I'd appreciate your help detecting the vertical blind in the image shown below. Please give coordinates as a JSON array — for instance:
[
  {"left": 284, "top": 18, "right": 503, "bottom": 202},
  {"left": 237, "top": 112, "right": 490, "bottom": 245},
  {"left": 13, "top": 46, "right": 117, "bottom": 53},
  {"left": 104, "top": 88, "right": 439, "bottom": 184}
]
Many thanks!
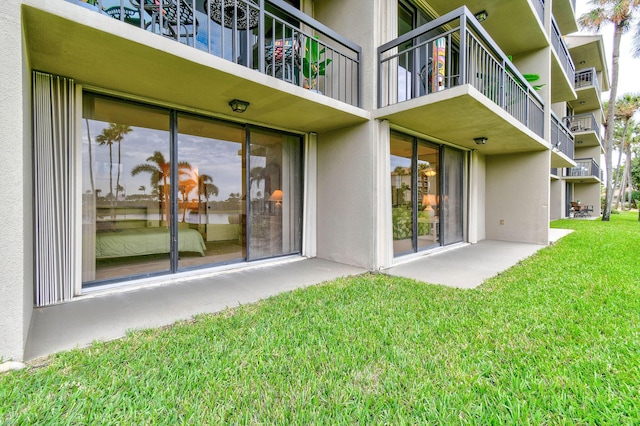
[{"left": 33, "top": 71, "right": 76, "bottom": 307}]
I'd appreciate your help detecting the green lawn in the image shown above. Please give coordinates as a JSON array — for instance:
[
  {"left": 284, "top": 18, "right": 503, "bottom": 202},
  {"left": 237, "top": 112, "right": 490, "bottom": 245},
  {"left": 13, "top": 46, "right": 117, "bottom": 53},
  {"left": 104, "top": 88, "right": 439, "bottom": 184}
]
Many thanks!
[{"left": 2, "top": 213, "right": 639, "bottom": 424}]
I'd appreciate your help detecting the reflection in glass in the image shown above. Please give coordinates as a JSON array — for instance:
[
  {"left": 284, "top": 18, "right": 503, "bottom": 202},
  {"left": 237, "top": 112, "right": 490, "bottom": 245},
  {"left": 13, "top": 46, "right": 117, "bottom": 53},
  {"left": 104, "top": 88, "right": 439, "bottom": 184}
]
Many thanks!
[
  {"left": 248, "top": 128, "right": 302, "bottom": 260},
  {"left": 417, "top": 141, "right": 440, "bottom": 250},
  {"left": 177, "top": 114, "right": 245, "bottom": 269},
  {"left": 442, "top": 146, "right": 464, "bottom": 244},
  {"left": 390, "top": 132, "right": 414, "bottom": 256},
  {"left": 82, "top": 94, "right": 172, "bottom": 284}
]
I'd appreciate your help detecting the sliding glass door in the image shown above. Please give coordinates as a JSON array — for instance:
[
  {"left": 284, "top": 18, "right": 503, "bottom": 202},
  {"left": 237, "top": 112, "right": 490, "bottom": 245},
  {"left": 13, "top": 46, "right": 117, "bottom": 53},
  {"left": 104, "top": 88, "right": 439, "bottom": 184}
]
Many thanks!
[
  {"left": 82, "top": 94, "right": 172, "bottom": 282},
  {"left": 81, "top": 93, "right": 302, "bottom": 286},
  {"left": 390, "top": 130, "right": 464, "bottom": 257}
]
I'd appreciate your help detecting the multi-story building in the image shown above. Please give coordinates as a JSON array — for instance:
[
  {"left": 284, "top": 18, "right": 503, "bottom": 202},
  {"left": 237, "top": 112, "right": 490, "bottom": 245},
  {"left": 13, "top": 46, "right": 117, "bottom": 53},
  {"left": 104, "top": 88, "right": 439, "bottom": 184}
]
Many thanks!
[
  {"left": 1, "top": 0, "right": 609, "bottom": 361},
  {"left": 551, "top": 34, "right": 608, "bottom": 218}
]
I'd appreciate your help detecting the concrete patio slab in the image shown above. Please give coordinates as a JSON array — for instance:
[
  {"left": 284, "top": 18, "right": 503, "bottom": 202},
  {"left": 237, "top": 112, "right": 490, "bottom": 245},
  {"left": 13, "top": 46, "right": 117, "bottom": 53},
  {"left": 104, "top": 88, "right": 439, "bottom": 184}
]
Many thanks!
[
  {"left": 384, "top": 240, "right": 547, "bottom": 289},
  {"left": 25, "top": 258, "right": 366, "bottom": 361}
]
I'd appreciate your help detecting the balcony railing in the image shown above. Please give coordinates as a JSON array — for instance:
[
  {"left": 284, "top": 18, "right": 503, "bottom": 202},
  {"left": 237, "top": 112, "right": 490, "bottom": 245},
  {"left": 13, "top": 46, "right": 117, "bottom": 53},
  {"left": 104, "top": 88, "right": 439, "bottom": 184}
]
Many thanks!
[
  {"left": 377, "top": 6, "right": 544, "bottom": 138},
  {"left": 575, "top": 68, "right": 600, "bottom": 94},
  {"left": 566, "top": 158, "right": 600, "bottom": 178},
  {"left": 66, "top": 0, "right": 361, "bottom": 106},
  {"left": 551, "top": 112, "right": 574, "bottom": 159},
  {"left": 533, "top": 0, "right": 545, "bottom": 24},
  {"left": 551, "top": 16, "right": 576, "bottom": 84},
  {"left": 564, "top": 112, "right": 599, "bottom": 133}
]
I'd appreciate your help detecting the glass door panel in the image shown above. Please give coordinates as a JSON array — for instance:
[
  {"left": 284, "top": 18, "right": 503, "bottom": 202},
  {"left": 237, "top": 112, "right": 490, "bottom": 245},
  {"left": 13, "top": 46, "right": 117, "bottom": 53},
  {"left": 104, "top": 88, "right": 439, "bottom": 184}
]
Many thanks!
[
  {"left": 442, "top": 146, "right": 464, "bottom": 244},
  {"left": 177, "top": 114, "right": 246, "bottom": 269},
  {"left": 417, "top": 141, "right": 440, "bottom": 250},
  {"left": 390, "top": 132, "right": 414, "bottom": 256},
  {"left": 82, "top": 94, "right": 171, "bottom": 284},
  {"left": 247, "top": 128, "right": 302, "bottom": 260}
]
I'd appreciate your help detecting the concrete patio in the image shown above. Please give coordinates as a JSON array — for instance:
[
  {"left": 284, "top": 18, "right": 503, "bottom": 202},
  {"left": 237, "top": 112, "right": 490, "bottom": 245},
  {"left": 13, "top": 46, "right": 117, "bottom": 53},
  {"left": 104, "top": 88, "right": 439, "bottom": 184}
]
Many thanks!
[{"left": 24, "top": 229, "right": 573, "bottom": 361}]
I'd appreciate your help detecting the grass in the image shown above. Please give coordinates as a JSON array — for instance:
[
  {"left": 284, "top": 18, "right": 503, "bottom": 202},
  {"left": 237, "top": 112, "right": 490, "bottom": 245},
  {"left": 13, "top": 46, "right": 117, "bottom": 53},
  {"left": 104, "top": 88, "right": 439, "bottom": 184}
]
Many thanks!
[{"left": 2, "top": 212, "right": 639, "bottom": 424}]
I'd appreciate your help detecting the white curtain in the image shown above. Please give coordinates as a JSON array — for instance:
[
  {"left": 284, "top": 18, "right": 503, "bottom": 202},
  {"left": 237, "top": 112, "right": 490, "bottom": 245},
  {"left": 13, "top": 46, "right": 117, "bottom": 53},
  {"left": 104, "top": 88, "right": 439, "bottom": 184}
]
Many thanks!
[{"left": 33, "top": 71, "right": 76, "bottom": 306}]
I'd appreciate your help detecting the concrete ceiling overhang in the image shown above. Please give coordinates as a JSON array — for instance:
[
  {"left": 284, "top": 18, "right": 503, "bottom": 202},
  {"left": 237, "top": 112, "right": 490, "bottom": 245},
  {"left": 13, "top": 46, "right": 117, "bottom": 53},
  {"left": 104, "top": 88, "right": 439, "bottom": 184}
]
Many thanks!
[
  {"left": 373, "top": 85, "right": 549, "bottom": 155},
  {"left": 550, "top": 52, "right": 577, "bottom": 103},
  {"left": 569, "top": 86, "right": 602, "bottom": 113},
  {"left": 553, "top": 0, "right": 579, "bottom": 35},
  {"left": 22, "top": 4, "right": 369, "bottom": 134},
  {"left": 426, "top": 0, "right": 548, "bottom": 56},
  {"left": 564, "top": 175, "right": 601, "bottom": 183},
  {"left": 551, "top": 149, "right": 576, "bottom": 168},
  {"left": 573, "top": 130, "right": 602, "bottom": 148},
  {"left": 567, "top": 36, "right": 610, "bottom": 92}
]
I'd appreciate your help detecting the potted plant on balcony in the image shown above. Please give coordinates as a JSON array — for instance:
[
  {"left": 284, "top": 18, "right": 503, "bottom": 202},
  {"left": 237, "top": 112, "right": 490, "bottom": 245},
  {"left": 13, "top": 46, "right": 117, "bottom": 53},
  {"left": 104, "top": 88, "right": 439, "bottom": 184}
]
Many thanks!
[{"left": 302, "top": 36, "right": 332, "bottom": 93}]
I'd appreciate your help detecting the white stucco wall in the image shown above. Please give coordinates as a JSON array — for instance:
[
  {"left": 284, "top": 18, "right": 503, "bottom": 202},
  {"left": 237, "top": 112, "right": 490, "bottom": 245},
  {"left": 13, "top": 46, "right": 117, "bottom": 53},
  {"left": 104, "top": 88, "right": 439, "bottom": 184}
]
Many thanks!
[
  {"left": 485, "top": 150, "right": 550, "bottom": 245},
  {"left": 1, "top": 1, "right": 32, "bottom": 362}
]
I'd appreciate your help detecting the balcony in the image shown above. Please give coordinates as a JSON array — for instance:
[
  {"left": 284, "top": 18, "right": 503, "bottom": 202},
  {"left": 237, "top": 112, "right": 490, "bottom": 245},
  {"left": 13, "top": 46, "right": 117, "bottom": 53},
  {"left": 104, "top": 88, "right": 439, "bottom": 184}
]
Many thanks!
[
  {"left": 24, "top": 1, "right": 368, "bottom": 134},
  {"left": 64, "top": 0, "right": 360, "bottom": 106},
  {"left": 375, "top": 7, "right": 545, "bottom": 154},
  {"left": 551, "top": 112, "right": 575, "bottom": 167},
  {"left": 565, "top": 158, "right": 602, "bottom": 183},
  {"left": 550, "top": 16, "right": 576, "bottom": 102},
  {"left": 564, "top": 112, "right": 602, "bottom": 148},
  {"left": 569, "top": 68, "right": 602, "bottom": 113}
]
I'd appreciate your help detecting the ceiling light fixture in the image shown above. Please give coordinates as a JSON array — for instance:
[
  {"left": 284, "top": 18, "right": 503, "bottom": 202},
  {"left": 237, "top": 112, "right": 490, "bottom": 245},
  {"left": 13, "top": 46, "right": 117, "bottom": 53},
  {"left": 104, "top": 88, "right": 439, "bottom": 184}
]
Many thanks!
[
  {"left": 474, "top": 137, "right": 488, "bottom": 145},
  {"left": 229, "top": 99, "right": 250, "bottom": 113},
  {"left": 474, "top": 10, "right": 489, "bottom": 22}
]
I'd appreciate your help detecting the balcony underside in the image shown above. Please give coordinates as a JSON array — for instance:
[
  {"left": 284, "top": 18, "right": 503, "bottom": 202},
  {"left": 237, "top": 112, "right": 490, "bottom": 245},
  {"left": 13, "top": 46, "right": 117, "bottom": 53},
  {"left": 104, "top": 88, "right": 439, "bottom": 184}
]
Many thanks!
[
  {"left": 573, "top": 130, "right": 601, "bottom": 148},
  {"left": 22, "top": 4, "right": 368, "bottom": 134},
  {"left": 566, "top": 38, "right": 609, "bottom": 92},
  {"left": 425, "top": 0, "right": 548, "bottom": 55},
  {"left": 552, "top": 0, "right": 579, "bottom": 35},
  {"left": 551, "top": 53, "right": 576, "bottom": 104},
  {"left": 551, "top": 150, "right": 575, "bottom": 168},
  {"left": 564, "top": 175, "right": 601, "bottom": 184},
  {"left": 374, "top": 85, "right": 547, "bottom": 155},
  {"left": 569, "top": 87, "right": 601, "bottom": 113}
]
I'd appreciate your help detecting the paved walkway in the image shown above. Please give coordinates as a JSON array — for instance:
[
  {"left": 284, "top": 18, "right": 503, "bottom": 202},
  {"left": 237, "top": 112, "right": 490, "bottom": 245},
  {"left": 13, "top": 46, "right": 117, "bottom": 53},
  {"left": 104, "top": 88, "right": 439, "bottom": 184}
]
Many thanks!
[
  {"left": 25, "top": 229, "right": 574, "bottom": 360},
  {"left": 25, "top": 258, "right": 366, "bottom": 360},
  {"left": 385, "top": 229, "right": 573, "bottom": 289}
]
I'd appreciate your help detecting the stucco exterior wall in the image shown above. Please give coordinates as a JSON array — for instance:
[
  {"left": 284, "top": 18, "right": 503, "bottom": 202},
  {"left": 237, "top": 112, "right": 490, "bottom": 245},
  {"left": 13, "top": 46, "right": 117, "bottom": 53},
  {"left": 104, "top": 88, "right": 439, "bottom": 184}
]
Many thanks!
[
  {"left": 312, "top": 0, "right": 378, "bottom": 111},
  {"left": 316, "top": 123, "right": 375, "bottom": 269},
  {"left": 485, "top": 150, "right": 550, "bottom": 245},
  {"left": 1, "top": 1, "right": 32, "bottom": 362},
  {"left": 550, "top": 178, "right": 564, "bottom": 220}
]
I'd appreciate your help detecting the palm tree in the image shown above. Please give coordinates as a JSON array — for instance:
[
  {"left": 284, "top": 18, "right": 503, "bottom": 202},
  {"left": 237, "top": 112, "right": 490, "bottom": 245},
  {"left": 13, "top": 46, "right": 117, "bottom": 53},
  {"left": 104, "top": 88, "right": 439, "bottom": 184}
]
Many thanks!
[
  {"left": 249, "top": 166, "right": 266, "bottom": 196},
  {"left": 138, "top": 185, "right": 146, "bottom": 194},
  {"left": 193, "top": 172, "right": 219, "bottom": 226},
  {"left": 579, "top": 0, "right": 640, "bottom": 220},
  {"left": 111, "top": 124, "right": 132, "bottom": 203},
  {"left": 131, "top": 151, "right": 192, "bottom": 225},
  {"left": 96, "top": 126, "right": 116, "bottom": 206},
  {"left": 96, "top": 123, "right": 132, "bottom": 207},
  {"left": 613, "top": 95, "right": 640, "bottom": 207},
  {"left": 85, "top": 118, "right": 96, "bottom": 196}
]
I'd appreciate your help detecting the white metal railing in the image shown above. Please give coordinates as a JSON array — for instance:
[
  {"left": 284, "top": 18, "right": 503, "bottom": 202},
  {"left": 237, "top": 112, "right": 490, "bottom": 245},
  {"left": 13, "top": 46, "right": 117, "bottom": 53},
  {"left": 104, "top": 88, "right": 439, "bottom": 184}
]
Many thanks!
[
  {"left": 378, "top": 6, "right": 544, "bottom": 138},
  {"left": 66, "top": 0, "right": 361, "bottom": 106}
]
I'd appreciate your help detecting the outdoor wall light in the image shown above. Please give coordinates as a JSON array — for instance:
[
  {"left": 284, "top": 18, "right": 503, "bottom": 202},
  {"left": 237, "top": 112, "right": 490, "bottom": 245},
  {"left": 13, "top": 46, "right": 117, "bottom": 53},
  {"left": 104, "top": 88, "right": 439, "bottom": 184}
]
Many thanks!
[
  {"left": 579, "top": 60, "right": 586, "bottom": 65},
  {"left": 229, "top": 99, "right": 250, "bottom": 113},
  {"left": 474, "top": 137, "right": 488, "bottom": 145},
  {"left": 474, "top": 10, "right": 489, "bottom": 22}
]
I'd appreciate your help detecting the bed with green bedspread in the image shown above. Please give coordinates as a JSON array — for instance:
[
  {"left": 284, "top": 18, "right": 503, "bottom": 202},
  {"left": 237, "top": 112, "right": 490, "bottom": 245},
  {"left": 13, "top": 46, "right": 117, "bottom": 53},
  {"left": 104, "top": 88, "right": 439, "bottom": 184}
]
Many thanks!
[{"left": 95, "top": 227, "right": 206, "bottom": 259}]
